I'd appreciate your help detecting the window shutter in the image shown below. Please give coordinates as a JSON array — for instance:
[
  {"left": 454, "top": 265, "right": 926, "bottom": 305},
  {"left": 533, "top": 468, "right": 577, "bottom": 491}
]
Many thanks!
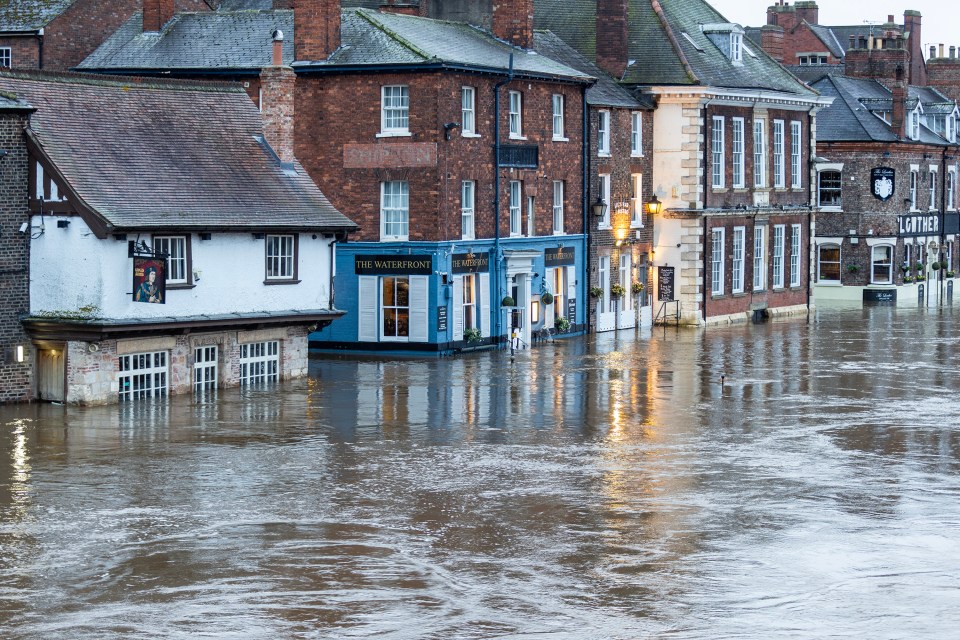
[
  {"left": 453, "top": 276, "right": 464, "bottom": 341},
  {"left": 566, "top": 265, "right": 577, "bottom": 312},
  {"left": 478, "top": 272, "right": 490, "bottom": 337},
  {"left": 408, "top": 275, "right": 429, "bottom": 342},
  {"left": 544, "top": 268, "right": 555, "bottom": 329},
  {"left": 358, "top": 276, "right": 378, "bottom": 342}
]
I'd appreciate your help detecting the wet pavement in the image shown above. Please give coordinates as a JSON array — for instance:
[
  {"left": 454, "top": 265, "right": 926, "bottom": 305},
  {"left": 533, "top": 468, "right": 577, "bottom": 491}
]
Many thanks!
[{"left": 2, "top": 303, "right": 959, "bottom": 638}]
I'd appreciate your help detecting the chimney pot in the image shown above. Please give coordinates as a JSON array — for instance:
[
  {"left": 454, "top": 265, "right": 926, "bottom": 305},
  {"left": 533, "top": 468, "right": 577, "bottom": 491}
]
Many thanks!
[
  {"left": 950, "top": 45, "right": 956, "bottom": 59},
  {"left": 930, "top": 45, "right": 937, "bottom": 59},
  {"left": 939, "top": 43, "right": 945, "bottom": 58},
  {"left": 887, "top": 14, "right": 894, "bottom": 23}
]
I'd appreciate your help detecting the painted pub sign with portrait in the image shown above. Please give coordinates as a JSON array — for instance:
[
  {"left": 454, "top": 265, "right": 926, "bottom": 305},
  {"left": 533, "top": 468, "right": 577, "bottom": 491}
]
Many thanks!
[{"left": 133, "top": 256, "right": 166, "bottom": 304}]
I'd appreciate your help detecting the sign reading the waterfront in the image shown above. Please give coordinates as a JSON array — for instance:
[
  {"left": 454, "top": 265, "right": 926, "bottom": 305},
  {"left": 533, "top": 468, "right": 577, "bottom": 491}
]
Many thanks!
[
  {"left": 451, "top": 252, "right": 489, "bottom": 274},
  {"left": 545, "top": 246, "right": 575, "bottom": 267},
  {"left": 871, "top": 167, "right": 896, "bottom": 201},
  {"left": 658, "top": 266, "right": 675, "bottom": 301},
  {"left": 355, "top": 255, "right": 433, "bottom": 275},
  {"left": 863, "top": 289, "right": 896, "bottom": 305},
  {"left": 132, "top": 256, "right": 166, "bottom": 304},
  {"left": 898, "top": 214, "right": 940, "bottom": 237},
  {"left": 437, "top": 306, "right": 448, "bottom": 332},
  {"left": 566, "top": 298, "right": 576, "bottom": 324}
]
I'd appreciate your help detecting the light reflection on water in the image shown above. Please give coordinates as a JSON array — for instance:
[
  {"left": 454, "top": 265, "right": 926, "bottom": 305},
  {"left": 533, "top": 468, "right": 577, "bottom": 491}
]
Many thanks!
[{"left": 1, "top": 304, "right": 960, "bottom": 638}]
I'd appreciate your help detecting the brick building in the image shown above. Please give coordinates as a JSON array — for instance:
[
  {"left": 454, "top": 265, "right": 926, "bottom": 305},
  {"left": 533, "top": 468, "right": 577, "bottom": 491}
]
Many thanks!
[
  {"left": 83, "top": 0, "right": 595, "bottom": 352},
  {"left": 0, "top": 69, "right": 355, "bottom": 405},
  {"left": 0, "top": 92, "right": 33, "bottom": 402},
  {"left": 0, "top": 0, "right": 214, "bottom": 72},
  {"left": 534, "top": 0, "right": 831, "bottom": 326}
]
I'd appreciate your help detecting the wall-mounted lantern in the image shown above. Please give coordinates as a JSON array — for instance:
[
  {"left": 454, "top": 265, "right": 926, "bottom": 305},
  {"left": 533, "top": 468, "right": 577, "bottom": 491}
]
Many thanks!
[
  {"left": 591, "top": 195, "right": 608, "bottom": 218},
  {"left": 645, "top": 194, "right": 662, "bottom": 216}
]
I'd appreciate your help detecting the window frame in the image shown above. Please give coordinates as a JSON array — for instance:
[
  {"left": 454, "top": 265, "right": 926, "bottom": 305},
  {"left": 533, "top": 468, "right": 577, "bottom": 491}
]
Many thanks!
[
  {"left": 754, "top": 119, "right": 767, "bottom": 188},
  {"left": 732, "top": 226, "right": 745, "bottom": 293},
  {"left": 948, "top": 168, "right": 957, "bottom": 211},
  {"left": 731, "top": 117, "right": 745, "bottom": 188},
  {"left": 711, "top": 227, "right": 725, "bottom": 296},
  {"left": 598, "top": 173, "right": 611, "bottom": 228},
  {"left": 753, "top": 225, "right": 766, "bottom": 291},
  {"left": 630, "top": 173, "right": 644, "bottom": 228},
  {"left": 929, "top": 167, "right": 938, "bottom": 211},
  {"left": 552, "top": 94, "right": 566, "bottom": 140},
  {"left": 264, "top": 233, "right": 298, "bottom": 283},
  {"left": 790, "top": 121, "right": 802, "bottom": 189},
  {"left": 461, "top": 86, "right": 477, "bottom": 136},
  {"left": 509, "top": 180, "right": 522, "bottom": 236},
  {"left": 380, "top": 180, "right": 410, "bottom": 241},
  {"left": 461, "top": 180, "right": 475, "bottom": 240},
  {"left": 193, "top": 345, "right": 218, "bottom": 392},
  {"left": 772, "top": 224, "right": 785, "bottom": 289},
  {"left": 773, "top": 119, "right": 785, "bottom": 189},
  {"left": 0, "top": 47, "right": 10, "bottom": 68},
  {"left": 509, "top": 90, "right": 523, "bottom": 139},
  {"left": 240, "top": 341, "right": 279, "bottom": 385},
  {"left": 790, "top": 224, "right": 801, "bottom": 287},
  {"left": 818, "top": 243, "right": 841, "bottom": 283},
  {"left": 871, "top": 244, "right": 894, "bottom": 284},
  {"left": 631, "top": 111, "right": 643, "bottom": 157},
  {"left": 152, "top": 234, "right": 192, "bottom": 287},
  {"left": 118, "top": 351, "right": 168, "bottom": 402},
  {"left": 380, "top": 85, "right": 410, "bottom": 136},
  {"left": 910, "top": 169, "right": 919, "bottom": 211},
  {"left": 730, "top": 32, "right": 743, "bottom": 64},
  {"left": 381, "top": 276, "right": 411, "bottom": 342},
  {"left": 552, "top": 180, "right": 564, "bottom": 234},
  {"left": 597, "top": 110, "right": 611, "bottom": 156},
  {"left": 818, "top": 170, "right": 842, "bottom": 210},
  {"left": 712, "top": 116, "right": 725, "bottom": 189}
]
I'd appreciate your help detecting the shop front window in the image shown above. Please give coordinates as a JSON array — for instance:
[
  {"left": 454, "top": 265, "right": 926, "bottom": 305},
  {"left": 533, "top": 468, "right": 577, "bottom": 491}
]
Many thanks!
[{"left": 382, "top": 276, "right": 410, "bottom": 339}]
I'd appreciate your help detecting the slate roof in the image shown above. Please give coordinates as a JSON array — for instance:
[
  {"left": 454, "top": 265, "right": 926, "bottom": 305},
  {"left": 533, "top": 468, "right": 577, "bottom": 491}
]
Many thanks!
[
  {"left": 0, "top": 89, "right": 31, "bottom": 110},
  {"left": 812, "top": 74, "right": 955, "bottom": 145},
  {"left": 532, "top": 30, "right": 649, "bottom": 109},
  {"left": 0, "top": 70, "right": 356, "bottom": 233},
  {"left": 785, "top": 63, "right": 844, "bottom": 85},
  {"left": 0, "top": 0, "right": 75, "bottom": 32},
  {"left": 81, "top": 7, "right": 592, "bottom": 83},
  {"left": 808, "top": 23, "right": 845, "bottom": 59},
  {"left": 79, "top": 10, "right": 295, "bottom": 71},
  {"left": 534, "top": 0, "right": 815, "bottom": 95}
]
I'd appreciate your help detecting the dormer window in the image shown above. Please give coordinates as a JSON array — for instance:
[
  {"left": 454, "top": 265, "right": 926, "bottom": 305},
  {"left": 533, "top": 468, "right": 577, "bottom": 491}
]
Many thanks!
[
  {"left": 910, "top": 109, "right": 920, "bottom": 140},
  {"left": 701, "top": 23, "right": 745, "bottom": 65},
  {"left": 730, "top": 33, "right": 742, "bottom": 64}
]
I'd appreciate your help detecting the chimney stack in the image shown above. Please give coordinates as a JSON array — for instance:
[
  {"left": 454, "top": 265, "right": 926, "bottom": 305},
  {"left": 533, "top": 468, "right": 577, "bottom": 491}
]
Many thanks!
[
  {"left": 891, "top": 66, "right": 906, "bottom": 138},
  {"left": 596, "top": 0, "right": 628, "bottom": 78},
  {"left": 143, "top": 0, "right": 175, "bottom": 33},
  {"left": 492, "top": 0, "right": 534, "bottom": 49},
  {"left": 903, "top": 10, "right": 926, "bottom": 85},
  {"left": 761, "top": 24, "right": 785, "bottom": 62},
  {"left": 294, "top": 0, "right": 341, "bottom": 62},
  {"left": 794, "top": 1, "right": 818, "bottom": 25},
  {"left": 260, "top": 31, "right": 296, "bottom": 164}
]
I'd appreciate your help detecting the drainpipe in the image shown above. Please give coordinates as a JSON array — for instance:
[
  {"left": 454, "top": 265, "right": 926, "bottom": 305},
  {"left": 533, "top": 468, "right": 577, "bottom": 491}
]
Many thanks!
[
  {"left": 807, "top": 110, "right": 814, "bottom": 315},
  {"left": 940, "top": 146, "right": 948, "bottom": 301},
  {"left": 583, "top": 84, "right": 591, "bottom": 333},
  {"left": 702, "top": 99, "right": 711, "bottom": 323},
  {"left": 493, "top": 54, "right": 514, "bottom": 342}
]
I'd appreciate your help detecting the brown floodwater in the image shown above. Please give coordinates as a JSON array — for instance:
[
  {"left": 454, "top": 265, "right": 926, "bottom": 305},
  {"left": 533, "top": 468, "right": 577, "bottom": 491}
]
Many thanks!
[{"left": 1, "top": 303, "right": 959, "bottom": 639}]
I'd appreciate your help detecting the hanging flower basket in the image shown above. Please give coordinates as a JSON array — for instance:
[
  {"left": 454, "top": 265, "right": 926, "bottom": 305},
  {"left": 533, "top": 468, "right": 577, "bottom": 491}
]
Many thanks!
[
  {"left": 610, "top": 283, "right": 626, "bottom": 298},
  {"left": 631, "top": 281, "right": 644, "bottom": 294},
  {"left": 914, "top": 262, "right": 925, "bottom": 271},
  {"left": 931, "top": 262, "right": 942, "bottom": 271},
  {"left": 540, "top": 291, "right": 554, "bottom": 305},
  {"left": 590, "top": 286, "right": 603, "bottom": 299}
]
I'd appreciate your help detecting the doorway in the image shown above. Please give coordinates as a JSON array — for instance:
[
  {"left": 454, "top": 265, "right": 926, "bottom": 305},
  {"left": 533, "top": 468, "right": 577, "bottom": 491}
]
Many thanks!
[{"left": 37, "top": 346, "right": 66, "bottom": 402}]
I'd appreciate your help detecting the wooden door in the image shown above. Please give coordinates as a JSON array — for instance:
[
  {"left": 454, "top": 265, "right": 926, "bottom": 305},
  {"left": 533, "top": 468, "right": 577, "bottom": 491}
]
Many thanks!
[{"left": 37, "top": 348, "right": 66, "bottom": 402}]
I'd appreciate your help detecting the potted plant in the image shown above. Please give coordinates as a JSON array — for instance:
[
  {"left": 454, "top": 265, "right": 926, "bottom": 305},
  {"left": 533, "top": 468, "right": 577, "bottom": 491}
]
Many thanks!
[
  {"left": 948, "top": 271, "right": 956, "bottom": 278},
  {"left": 501, "top": 295, "right": 515, "bottom": 307},
  {"left": 610, "top": 283, "right": 626, "bottom": 298},
  {"left": 540, "top": 291, "right": 554, "bottom": 305},
  {"left": 903, "top": 275, "right": 914, "bottom": 283},
  {"left": 590, "top": 286, "right": 603, "bottom": 299},
  {"left": 463, "top": 327, "right": 482, "bottom": 343},
  {"left": 915, "top": 261, "right": 925, "bottom": 272},
  {"left": 631, "top": 281, "right": 644, "bottom": 295},
  {"left": 932, "top": 261, "right": 942, "bottom": 271},
  {"left": 555, "top": 316, "right": 570, "bottom": 332},
  {"left": 917, "top": 274, "right": 926, "bottom": 281}
]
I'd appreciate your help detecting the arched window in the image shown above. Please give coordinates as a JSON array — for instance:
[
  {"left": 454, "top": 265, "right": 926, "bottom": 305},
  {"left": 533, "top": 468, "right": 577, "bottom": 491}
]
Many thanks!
[{"left": 818, "top": 243, "right": 841, "bottom": 282}]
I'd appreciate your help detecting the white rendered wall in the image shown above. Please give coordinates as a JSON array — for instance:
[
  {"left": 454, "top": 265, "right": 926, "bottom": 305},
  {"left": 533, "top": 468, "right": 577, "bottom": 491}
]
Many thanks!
[{"left": 30, "top": 215, "right": 335, "bottom": 319}]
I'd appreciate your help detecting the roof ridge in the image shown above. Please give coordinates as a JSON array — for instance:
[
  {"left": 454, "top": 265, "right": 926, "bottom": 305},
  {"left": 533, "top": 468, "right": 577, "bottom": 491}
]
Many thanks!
[
  {"left": 0, "top": 69, "right": 246, "bottom": 94},
  {"left": 650, "top": 0, "right": 699, "bottom": 84},
  {"left": 355, "top": 8, "right": 432, "bottom": 61}
]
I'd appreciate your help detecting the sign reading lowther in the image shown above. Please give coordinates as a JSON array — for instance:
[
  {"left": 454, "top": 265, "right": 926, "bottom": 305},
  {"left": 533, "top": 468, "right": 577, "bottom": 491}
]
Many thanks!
[
  {"left": 898, "top": 214, "right": 940, "bottom": 237},
  {"left": 871, "top": 167, "right": 895, "bottom": 201}
]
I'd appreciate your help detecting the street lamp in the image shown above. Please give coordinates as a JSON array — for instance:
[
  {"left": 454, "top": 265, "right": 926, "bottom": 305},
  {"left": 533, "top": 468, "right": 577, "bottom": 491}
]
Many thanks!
[
  {"left": 645, "top": 194, "right": 662, "bottom": 216},
  {"left": 591, "top": 195, "right": 608, "bottom": 218}
]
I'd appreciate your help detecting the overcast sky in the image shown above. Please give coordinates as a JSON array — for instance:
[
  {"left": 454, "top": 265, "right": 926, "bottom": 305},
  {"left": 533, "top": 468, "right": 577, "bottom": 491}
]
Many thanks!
[{"left": 707, "top": 0, "right": 959, "bottom": 58}]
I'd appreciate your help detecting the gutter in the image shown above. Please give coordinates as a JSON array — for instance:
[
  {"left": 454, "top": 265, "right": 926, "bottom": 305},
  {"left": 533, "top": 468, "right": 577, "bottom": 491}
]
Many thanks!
[{"left": 493, "top": 54, "right": 515, "bottom": 342}]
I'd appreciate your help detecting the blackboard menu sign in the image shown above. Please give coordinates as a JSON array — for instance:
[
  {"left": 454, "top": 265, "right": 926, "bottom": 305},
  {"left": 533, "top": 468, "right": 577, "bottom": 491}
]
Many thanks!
[
  {"left": 566, "top": 298, "right": 576, "bottom": 324},
  {"left": 437, "top": 305, "right": 448, "bottom": 332},
  {"left": 658, "top": 266, "right": 675, "bottom": 301}
]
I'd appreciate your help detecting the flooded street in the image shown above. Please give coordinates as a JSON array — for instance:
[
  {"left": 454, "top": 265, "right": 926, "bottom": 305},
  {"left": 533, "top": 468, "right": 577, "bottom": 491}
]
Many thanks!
[{"left": 2, "top": 304, "right": 960, "bottom": 639}]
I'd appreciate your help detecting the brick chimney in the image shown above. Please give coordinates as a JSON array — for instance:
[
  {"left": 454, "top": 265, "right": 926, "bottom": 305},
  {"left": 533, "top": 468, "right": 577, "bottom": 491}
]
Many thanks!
[
  {"left": 760, "top": 24, "right": 784, "bottom": 62},
  {"left": 794, "top": 1, "right": 818, "bottom": 24},
  {"left": 143, "top": 0, "right": 175, "bottom": 33},
  {"left": 767, "top": 2, "right": 798, "bottom": 32},
  {"left": 596, "top": 0, "right": 628, "bottom": 78},
  {"left": 379, "top": 0, "right": 423, "bottom": 15},
  {"left": 903, "top": 10, "right": 926, "bottom": 85},
  {"left": 294, "top": 0, "right": 341, "bottom": 62},
  {"left": 261, "top": 30, "right": 296, "bottom": 163},
  {"left": 845, "top": 34, "right": 910, "bottom": 89},
  {"left": 492, "top": 0, "right": 533, "bottom": 49},
  {"left": 891, "top": 66, "right": 906, "bottom": 138}
]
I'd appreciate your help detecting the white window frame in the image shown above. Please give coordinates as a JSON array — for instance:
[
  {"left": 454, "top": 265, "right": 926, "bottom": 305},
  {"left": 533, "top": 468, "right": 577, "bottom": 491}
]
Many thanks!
[
  {"left": 630, "top": 173, "right": 643, "bottom": 228},
  {"left": 380, "top": 85, "right": 409, "bottom": 136},
  {"left": 118, "top": 351, "right": 168, "bottom": 402},
  {"left": 773, "top": 120, "right": 785, "bottom": 189},
  {"left": 598, "top": 110, "right": 611, "bottom": 156},
  {"left": 599, "top": 255, "right": 610, "bottom": 313},
  {"left": 910, "top": 108, "right": 920, "bottom": 140},
  {"left": 910, "top": 169, "right": 919, "bottom": 211},
  {"left": 790, "top": 121, "right": 802, "bottom": 189},
  {"left": 461, "top": 180, "right": 475, "bottom": 240},
  {"left": 509, "top": 91, "right": 523, "bottom": 139},
  {"left": 818, "top": 168, "right": 843, "bottom": 210},
  {"left": 818, "top": 243, "right": 841, "bottom": 283},
  {"left": 711, "top": 227, "right": 725, "bottom": 296},
  {"left": 598, "top": 173, "right": 611, "bottom": 228},
  {"left": 461, "top": 87, "right": 477, "bottom": 136},
  {"left": 631, "top": 111, "right": 643, "bottom": 157},
  {"left": 929, "top": 166, "right": 938, "bottom": 211},
  {"left": 0, "top": 47, "right": 11, "bottom": 68},
  {"left": 552, "top": 94, "right": 566, "bottom": 140},
  {"left": 193, "top": 345, "right": 218, "bottom": 392},
  {"left": 772, "top": 224, "right": 785, "bottom": 289},
  {"left": 754, "top": 119, "right": 766, "bottom": 188},
  {"left": 153, "top": 235, "right": 188, "bottom": 284},
  {"left": 871, "top": 244, "right": 894, "bottom": 285},
  {"left": 712, "top": 116, "right": 725, "bottom": 189},
  {"left": 380, "top": 276, "right": 412, "bottom": 342},
  {"left": 730, "top": 32, "right": 743, "bottom": 64},
  {"left": 620, "top": 253, "right": 632, "bottom": 311},
  {"left": 948, "top": 168, "right": 957, "bottom": 211},
  {"left": 240, "top": 341, "right": 279, "bottom": 385},
  {"left": 380, "top": 181, "right": 409, "bottom": 241},
  {"left": 731, "top": 117, "right": 745, "bottom": 188},
  {"left": 753, "top": 225, "right": 766, "bottom": 290},
  {"left": 790, "top": 224, "right": 801, "bottom": 287},
  {"left": 265, "top": 234, "right": 295, "bottom": 280},
  {"left": 732, "top": 226, "right": 745, "bottom": 293},
  {"left": 509, "top": 180, "right": 522, "bottom": 236},
  {"left": 552, "top": 180, "right": 564, "bottom": 234}
]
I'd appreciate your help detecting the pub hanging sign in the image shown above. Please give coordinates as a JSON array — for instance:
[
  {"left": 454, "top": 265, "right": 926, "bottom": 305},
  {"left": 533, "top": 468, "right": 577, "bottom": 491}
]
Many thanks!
[
  {"left": 545, "top": 246, "right": 575, "bottom": 267},
  {"left": 354, "top": 254, "right": 433, "bottom": 275},
  {"left": 871, "top": 167, "right": 896, "bottom": 201},
  {"left": 451, "top": 251, "right": 490, "bottom": 274},
  {"left": 132, "top": 256, "right": 167, "bottom": 304}
]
